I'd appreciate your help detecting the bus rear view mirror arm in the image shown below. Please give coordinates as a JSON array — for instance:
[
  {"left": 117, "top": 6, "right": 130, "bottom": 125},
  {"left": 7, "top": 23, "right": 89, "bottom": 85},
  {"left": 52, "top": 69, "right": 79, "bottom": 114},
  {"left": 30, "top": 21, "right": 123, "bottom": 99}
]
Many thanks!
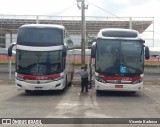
[
  {"left": 145, "top": 46, "right": 150, "bottom": 60},
  {"left": 91, "top": 42, "right": 96, "bottom": 58},
  {"left": 8, "top": 42, "right": 16, "bottom": 57},
  {"left": 62, "top": 46, "right": 67, "bottom": 57}
]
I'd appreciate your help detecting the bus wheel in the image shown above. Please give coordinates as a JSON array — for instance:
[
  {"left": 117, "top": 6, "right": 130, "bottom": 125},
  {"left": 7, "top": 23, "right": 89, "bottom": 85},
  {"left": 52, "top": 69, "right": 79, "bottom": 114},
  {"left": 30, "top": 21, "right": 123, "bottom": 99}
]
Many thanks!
[
  {"left": 25, "top": 90, "right": 31, "bottom": 93},
  {"left": 96, "top": 90, "right": 101, "bottom": 95},
  {"left": 130, "top": 91, "right": 136, "bottom": 94}
]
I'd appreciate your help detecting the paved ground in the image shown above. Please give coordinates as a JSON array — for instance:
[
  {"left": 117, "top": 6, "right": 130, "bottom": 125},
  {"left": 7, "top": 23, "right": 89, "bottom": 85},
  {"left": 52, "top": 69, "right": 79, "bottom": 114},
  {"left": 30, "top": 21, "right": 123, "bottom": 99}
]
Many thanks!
[{"left": 0, "top": 83, "right": 160, "bottom": 127}]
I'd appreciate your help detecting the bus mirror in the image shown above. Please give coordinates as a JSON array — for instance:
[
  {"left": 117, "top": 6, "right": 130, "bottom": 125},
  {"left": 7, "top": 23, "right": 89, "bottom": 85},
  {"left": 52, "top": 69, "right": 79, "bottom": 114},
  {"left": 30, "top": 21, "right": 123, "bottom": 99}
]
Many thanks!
[
  {"left": 91, "top": 45, "right": 96, "bottom": 58},
  {"left": 145, "top": 46, "right": 150, "bottom": 60},
  {"left": 8, "top": 43, "right": 16, "bottom": 57},
  {"left": 63, "top": 46, "right": 67, "bottom": 57}
]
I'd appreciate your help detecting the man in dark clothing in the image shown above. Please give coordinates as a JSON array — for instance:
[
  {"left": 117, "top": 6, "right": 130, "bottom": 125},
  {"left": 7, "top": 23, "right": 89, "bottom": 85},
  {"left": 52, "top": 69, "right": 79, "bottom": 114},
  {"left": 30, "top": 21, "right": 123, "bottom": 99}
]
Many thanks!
[{"left": 80, "top": 64, "right": 89, "bottom": 92}]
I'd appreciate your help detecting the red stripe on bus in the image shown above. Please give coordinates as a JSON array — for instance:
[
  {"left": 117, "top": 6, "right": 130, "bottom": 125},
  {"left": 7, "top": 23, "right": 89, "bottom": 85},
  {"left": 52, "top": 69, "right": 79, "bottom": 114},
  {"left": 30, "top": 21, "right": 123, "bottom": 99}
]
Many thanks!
[
  {"left": 98, "top": 74, "right": 141, "bottom": 82},
  {"left": 17, "top": 73, "right": 60, "bottom": 80}
]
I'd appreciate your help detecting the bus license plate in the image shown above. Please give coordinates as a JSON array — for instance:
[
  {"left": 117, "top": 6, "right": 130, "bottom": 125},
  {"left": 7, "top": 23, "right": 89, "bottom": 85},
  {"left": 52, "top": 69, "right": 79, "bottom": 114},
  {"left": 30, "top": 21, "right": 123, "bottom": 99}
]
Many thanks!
[
  {"left": 35, "top": 87, "right": 43, "bottom": 90},
  {"left": 115, "top": 85, "right": 123, "bottom": 88}
]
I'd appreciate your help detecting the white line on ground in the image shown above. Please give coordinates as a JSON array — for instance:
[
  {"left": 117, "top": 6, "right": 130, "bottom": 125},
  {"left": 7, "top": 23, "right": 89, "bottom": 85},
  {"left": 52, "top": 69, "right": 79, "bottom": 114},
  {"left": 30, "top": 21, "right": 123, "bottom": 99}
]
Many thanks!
[{"left": 145, "top": 88, "right": 153, "bottom": 92}]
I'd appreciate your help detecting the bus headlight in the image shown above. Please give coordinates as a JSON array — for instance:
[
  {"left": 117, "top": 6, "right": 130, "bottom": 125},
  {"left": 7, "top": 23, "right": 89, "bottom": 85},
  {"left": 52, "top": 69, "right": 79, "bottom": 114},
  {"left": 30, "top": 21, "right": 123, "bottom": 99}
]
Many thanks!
[
  {"left": 133, "top": 77, "right": 143, "bottom": 84},
  {"left": 52, "top": 75, "right": 64, "bottom": 81},
  {"left": 95, "top": 76, "right": 106, "bottom": 83},
  {"left": 16, "top": 76, "right": 25, "bottom": 81}
]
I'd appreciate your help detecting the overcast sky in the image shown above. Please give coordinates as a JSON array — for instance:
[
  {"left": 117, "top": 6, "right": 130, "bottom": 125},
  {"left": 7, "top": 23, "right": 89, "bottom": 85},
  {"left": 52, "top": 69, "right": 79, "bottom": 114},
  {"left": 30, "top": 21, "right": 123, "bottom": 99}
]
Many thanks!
[
  {"left": 0, "top": 0, "right": 159, "bottom": 16},
  {"left": 0, "top": 0, "right": 160, "bottom": 45}
]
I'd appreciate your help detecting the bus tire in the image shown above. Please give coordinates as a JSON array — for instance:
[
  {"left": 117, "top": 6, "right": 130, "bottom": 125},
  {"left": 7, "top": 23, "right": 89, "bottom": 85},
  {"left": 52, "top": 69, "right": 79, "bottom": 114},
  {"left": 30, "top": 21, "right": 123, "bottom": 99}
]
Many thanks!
[
  {"left": 96, "top": 90, "right": 101, "bottom": 95},
  {"left": 25, "top": 90, "right": 31, "bottom": 93},
  {"left": 130, "top": 91, "right": 136, "bottom": 94}
]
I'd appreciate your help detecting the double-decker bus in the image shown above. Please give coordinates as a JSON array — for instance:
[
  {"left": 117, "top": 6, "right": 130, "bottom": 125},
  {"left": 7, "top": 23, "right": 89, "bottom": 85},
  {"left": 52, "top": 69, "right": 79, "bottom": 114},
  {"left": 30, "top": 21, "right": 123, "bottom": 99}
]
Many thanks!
[
  {"left": 91, "top": 28, "right": 149, "bottom": 93},
  {"left": 8, "top": 24, "right": 74, "bottom": 93}
]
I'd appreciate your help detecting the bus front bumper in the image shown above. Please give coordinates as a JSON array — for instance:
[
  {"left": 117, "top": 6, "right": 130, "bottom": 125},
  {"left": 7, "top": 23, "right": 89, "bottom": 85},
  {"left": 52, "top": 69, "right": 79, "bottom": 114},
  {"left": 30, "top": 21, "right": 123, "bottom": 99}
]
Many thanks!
[
  {"left": 15, "top": 79, "right": 65, "bottom": 91},
  {"left": 95, "top": 80, "right": 143, "bottom": 92}
]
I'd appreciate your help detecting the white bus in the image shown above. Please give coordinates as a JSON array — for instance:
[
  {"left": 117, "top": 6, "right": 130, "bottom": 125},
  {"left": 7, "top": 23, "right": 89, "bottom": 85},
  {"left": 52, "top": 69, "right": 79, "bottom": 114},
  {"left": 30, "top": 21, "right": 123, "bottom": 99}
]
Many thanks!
[
  {"left": 91, "top": 28, "right": 149, "bottom": 93},
  {"left": 8, "top": 24, "right": 74, "bottom": 93}
]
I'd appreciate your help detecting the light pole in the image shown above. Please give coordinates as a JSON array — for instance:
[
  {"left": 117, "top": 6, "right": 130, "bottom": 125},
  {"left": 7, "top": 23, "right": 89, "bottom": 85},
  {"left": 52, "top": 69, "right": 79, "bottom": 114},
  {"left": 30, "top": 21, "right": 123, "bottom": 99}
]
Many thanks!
[{"left": 77, "top": 0, "right": 88, "bottom": 65}]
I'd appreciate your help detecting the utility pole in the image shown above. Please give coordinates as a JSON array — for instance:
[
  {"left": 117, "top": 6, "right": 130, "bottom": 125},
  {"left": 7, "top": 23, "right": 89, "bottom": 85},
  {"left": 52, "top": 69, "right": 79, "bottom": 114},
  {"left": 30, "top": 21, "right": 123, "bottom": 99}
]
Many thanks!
[{"left": 77, "top": 0, "right": 88, "bottom": 65}]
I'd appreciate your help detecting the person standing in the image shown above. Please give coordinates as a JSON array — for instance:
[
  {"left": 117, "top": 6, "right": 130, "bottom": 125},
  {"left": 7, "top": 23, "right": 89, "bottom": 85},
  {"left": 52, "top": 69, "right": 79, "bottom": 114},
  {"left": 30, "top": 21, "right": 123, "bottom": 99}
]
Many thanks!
[{"left": 80, "top": 64, "right": 89, "bottom": 92}]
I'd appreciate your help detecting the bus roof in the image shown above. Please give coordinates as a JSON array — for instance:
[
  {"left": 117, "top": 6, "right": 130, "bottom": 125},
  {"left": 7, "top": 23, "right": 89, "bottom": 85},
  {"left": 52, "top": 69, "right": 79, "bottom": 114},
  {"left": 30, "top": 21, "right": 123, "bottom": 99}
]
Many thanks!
[
  {"left": 19, "top": 24, "right": 65, "bottom": 30},
  {"left": 97, "top": 28, "right": 141, "bottom": 39}
]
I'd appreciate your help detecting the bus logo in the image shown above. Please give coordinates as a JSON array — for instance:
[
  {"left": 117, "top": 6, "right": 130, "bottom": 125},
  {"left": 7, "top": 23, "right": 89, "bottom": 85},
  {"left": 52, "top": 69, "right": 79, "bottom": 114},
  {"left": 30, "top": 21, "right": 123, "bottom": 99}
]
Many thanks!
[
  {"left": 2, "top": 119, "right": 11, "bottom": 124},
  {"left": 37, "top": 81, "right": 40, "bottom": 84}
]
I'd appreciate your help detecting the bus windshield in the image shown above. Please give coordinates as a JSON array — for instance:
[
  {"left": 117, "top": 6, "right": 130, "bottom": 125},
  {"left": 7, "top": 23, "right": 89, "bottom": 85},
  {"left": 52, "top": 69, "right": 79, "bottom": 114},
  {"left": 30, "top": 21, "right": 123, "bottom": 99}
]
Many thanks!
[
  {"left": 16, "top": 50, "right": 63, "bottom": 75},
  {"left": 17, "top": 27, "right": 63, "bottom": 46},
  {"left": 96, "top": 39, "right": 144, "bottom": 76}
]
